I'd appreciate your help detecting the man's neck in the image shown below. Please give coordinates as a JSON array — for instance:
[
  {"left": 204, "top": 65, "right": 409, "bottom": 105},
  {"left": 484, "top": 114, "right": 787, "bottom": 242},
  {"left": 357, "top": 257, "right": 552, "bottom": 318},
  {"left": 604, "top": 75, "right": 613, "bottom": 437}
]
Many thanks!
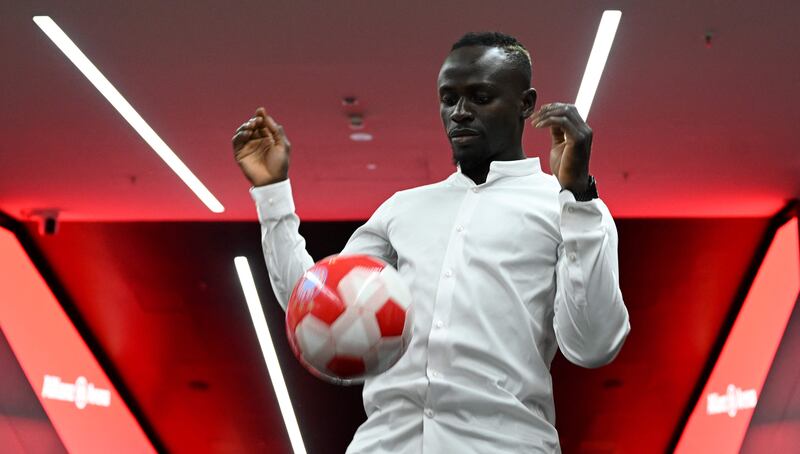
[
  {"left": 460, "top": 149, "right": 526, "bottom": 185},
  {"left": 461, "top": 166, "right": 490, "bottom": 185}
]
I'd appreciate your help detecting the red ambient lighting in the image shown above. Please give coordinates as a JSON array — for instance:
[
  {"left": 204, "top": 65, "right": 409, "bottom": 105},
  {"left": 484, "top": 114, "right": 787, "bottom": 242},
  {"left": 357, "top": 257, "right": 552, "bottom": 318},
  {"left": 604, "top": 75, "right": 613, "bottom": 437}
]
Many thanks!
[
  {"left": 675, "top": 216, "right": 800, "bottom": 453},
  {"left": 0, "top": 227, "right": 155, "bottom": 453}
]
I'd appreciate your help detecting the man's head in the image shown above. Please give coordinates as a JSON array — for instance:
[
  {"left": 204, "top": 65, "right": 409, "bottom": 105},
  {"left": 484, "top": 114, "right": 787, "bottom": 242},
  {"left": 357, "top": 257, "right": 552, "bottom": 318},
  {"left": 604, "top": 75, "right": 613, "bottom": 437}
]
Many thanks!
[{"left": 438, "top": 32, "right": 537, "bottom": 172}]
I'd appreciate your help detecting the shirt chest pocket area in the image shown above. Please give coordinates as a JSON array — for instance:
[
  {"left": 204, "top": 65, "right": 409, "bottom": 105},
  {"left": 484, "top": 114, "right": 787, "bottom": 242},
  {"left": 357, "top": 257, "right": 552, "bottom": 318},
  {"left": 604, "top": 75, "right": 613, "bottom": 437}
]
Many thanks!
[{"left": 462, "top": 208, "right": 559, "bottom": 287}]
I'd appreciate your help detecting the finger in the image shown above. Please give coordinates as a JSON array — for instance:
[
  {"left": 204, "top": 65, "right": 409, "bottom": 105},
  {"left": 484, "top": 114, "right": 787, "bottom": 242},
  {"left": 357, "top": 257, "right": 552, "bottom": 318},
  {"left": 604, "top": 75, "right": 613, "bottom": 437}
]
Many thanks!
[
  {"left": 530, "top": 102, "right": 563, "bottom": 122},
  {"left": 232, "top": 129, "right": 253, "bottom": 143},
  {"left": 264, "top": 115, "right": 280, "bottom": 135},
  {"left": 264, "top": 116, "right": 288, "bottom": 147},
  {"left": 232, "top": 129, "right": 254, "bottom": 151},
  {"left": 236, "top": 122, "right": 253, "bottom": 134},
  {"left": 535, "top": 116, "right": 583, "bottom": 142},
  {"left": 534, "top": 106, "right": 590, "bottom": 137},
  {"left": 255, "top": 107, "right": 267, "bottom": 118},
  {"left": 531, "top": 102, "right": 582, "bottom": 124},
  {"left": 537, "top": 105, "right": 586, "bottom": 127},
  {"left": 533, "top": 104, "right": 590, "bottom": 135},
  {"left": 530, "top": 103, "right": 560, "bottom": 121},
  {"left": 279, "top": 125, "right": 290, "bottom": 151},
  {"left": 258, "top": 127, "right": 272, "bottom": 140}
]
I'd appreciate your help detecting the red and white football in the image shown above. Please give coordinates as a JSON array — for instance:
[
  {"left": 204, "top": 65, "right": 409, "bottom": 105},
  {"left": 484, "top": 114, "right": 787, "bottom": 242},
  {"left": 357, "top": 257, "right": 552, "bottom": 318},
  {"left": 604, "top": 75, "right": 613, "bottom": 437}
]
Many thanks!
[{"left": 286, "top": 255, "right": 414, "bottom": 385}]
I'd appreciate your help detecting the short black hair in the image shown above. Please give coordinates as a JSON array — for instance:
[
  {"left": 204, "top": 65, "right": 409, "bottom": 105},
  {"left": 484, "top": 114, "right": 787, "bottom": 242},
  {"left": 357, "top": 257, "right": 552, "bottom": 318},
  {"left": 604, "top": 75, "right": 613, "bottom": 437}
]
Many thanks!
[{"left": 451, "top": 32, "right": 532, "bottom": 88}]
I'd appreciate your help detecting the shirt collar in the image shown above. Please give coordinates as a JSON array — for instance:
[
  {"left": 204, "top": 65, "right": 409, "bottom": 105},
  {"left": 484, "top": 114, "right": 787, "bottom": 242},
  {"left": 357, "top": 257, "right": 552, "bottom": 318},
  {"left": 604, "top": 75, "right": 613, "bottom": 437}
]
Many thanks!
[{"left": 451, "top": 157, "right": 541, "bottom": 186}]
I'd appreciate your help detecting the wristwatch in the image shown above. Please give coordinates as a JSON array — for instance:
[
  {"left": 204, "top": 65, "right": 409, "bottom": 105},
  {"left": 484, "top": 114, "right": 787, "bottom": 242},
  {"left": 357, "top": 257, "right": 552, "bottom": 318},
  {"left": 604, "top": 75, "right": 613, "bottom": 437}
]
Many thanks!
[{"left": 567, "top": 175, "right": 598, "bottom": 202}]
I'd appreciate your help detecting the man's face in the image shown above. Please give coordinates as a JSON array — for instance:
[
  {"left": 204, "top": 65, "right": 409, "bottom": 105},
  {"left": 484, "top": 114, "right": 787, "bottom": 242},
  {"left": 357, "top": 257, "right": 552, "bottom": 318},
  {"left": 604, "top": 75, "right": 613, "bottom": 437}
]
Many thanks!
[{"left": 438, "top": 46, "right": 534, "bottom": 171}]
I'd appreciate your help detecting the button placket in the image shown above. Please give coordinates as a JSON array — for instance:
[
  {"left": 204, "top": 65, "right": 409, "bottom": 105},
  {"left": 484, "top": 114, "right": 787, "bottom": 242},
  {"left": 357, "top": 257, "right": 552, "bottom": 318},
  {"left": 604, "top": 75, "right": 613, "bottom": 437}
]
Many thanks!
[{"left": 423, "top": 184, "right": 480, "bottom": 420}]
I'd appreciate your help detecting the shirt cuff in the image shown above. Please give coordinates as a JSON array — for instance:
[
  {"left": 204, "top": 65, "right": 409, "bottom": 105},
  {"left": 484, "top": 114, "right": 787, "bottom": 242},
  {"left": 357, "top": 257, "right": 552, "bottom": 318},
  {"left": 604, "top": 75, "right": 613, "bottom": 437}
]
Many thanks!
[
  {"left": 558, "top": 189, "right": 603, "bottom": 232},
  {"left": 250, "top": 179, "right": 296, "bottom": 222}
]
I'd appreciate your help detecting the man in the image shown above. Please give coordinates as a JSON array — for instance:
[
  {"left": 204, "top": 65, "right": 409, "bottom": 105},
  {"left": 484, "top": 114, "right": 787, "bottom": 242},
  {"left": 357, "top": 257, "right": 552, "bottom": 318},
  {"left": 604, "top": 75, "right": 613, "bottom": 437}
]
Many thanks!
[{"left": 232, "top": 32, "right": 630, "bottom": 453}]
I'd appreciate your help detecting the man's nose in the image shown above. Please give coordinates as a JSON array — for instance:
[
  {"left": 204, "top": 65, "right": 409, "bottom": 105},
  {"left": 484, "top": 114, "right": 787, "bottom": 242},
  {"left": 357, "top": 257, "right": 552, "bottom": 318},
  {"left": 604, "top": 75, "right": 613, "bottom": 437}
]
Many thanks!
[{"left": 450, "top": 98, "right": 473, "bottom": 123}]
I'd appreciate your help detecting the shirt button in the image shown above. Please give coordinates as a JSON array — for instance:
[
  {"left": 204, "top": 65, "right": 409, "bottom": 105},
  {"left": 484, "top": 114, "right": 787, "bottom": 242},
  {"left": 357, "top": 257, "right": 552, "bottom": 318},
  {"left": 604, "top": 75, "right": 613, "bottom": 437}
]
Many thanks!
[
  {"left": 268, "top": 198, "right": 275, "bottom": 205},
  {"left": 569, "top": 253, "right": 577, "bottom": 262},
  {"left": 434, "top": 320, "right": 444, "bottom": 329},
  {"left": 444, "top": 269, "right": 453, "bottom": 278},
  {"left": 567, "top": 206, "right": 575, "bottom": 214},
  {"left": 429, "top": 369, "right": 441, "bottom": 378},
  {"left": 456, "top": 225, "right": 464, "bottom": 232},
  {"left": 424, "top": 408, "right": 435, "bottom": 418},
  {"left": 471, "top": 187, "right": 479, "bottom": 193}
]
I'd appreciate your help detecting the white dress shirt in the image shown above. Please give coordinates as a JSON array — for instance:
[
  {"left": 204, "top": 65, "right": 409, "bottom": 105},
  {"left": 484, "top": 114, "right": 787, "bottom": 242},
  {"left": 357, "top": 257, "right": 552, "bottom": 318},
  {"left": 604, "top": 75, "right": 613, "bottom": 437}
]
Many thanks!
[{"left": 251, "top": 157, "right": 630, "bottom": 453}]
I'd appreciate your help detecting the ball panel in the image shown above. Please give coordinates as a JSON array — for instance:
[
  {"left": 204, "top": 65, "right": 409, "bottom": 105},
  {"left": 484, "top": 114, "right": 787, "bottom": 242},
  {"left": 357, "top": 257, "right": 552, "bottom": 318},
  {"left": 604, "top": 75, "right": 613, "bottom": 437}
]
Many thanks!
[
  {"left": 402, "top": 302, "right": 415, "bottom": 348},
  {"left": 373, "top": 336, "right": 404, "bottom": 373},
  {"left": 331, "top": 309, "right": 381, "bottom": 356},
  {"left": 320, "top": 255, "right": 385, "bottom": 290},
  {"left": 309, "top": 291, "right": 346, "bottom": 326},
  {"left": 379, "top": 266, "right": 413, "bottom": 310},
  {"left": 374, "top": 299, "right": 406, "bottom": 337},
  {"left": 337, "top": 267, "right": 389, "bottom": 312},
  {"left": 326, "top": 355, "right": 366, "bottom": 378},
  {"left": 287, "top": 266, "right": 343, "bottom": 331},
  {"left": 294, "top": 315, "right": 336, "bottom": 369}
]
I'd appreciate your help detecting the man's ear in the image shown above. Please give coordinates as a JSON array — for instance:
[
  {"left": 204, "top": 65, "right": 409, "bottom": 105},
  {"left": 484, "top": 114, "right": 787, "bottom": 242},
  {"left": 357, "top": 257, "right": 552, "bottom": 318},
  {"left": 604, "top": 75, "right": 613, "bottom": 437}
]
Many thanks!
[{"left": 521, "top": 88, "right": 537, "bottom": 118}]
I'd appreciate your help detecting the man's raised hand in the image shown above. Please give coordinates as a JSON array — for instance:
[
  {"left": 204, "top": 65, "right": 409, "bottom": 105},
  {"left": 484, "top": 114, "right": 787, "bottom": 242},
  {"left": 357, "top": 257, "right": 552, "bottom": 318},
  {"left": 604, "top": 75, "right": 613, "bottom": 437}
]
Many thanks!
[
  {"left": 531, "top": 102, "right": 592, "bottom": 194},
  {"left": 232, "top": 107, "right": 291, "bottom": 187}
]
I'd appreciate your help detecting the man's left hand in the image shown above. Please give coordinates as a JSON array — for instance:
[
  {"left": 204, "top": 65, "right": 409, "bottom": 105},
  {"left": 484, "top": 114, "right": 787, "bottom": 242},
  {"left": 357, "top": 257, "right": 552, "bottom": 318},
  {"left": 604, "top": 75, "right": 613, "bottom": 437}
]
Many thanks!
[{"left": 530, "top": 102, "right": 592, "bottom": 194}]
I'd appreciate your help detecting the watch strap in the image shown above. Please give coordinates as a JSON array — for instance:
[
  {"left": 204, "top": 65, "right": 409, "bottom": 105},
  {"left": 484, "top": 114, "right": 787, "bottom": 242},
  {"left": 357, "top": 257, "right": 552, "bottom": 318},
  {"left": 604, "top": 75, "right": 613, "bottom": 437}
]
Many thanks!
[{"left": 571, "top": 175, "right": 598, "bottom": 202}]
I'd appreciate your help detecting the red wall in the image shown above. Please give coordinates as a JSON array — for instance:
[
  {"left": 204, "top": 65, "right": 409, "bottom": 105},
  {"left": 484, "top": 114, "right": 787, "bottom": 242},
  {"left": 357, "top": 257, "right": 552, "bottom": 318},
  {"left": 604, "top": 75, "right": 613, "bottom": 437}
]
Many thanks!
[{"left": 6, "top": 217, "right": 769, "bottom": 453}]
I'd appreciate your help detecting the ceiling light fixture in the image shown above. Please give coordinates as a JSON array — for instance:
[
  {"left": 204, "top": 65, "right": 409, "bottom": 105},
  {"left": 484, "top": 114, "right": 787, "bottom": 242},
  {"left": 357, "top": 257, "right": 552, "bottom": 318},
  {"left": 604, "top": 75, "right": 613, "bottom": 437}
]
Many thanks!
[
  {"left": 574, "top": 10, "right": 622, "bottom": 120},
  {"left": 234, "top": 257, "right": 306, "bottom": 454},
  {"left": 32, "top": 16, "right": 224, "bottom": 213},
  {"left": 350, "top": 132, "right": 373, "bottom": 142}
]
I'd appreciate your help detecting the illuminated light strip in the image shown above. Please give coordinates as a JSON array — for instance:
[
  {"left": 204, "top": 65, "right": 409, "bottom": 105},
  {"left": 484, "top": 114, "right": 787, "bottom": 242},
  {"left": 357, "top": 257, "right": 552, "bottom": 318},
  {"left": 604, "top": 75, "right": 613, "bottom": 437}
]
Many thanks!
[
  {"left": 32, "top": 16, "right": 224, "bottom": 214},
  {"left": 675, "top": 217, "right": 800, "bottom": 453},
  {"left": 574, "top": 10, "right": 622, "bottom": 120},
  {"left": 234, "top": 257, "right": 307, "bottom": 454}
]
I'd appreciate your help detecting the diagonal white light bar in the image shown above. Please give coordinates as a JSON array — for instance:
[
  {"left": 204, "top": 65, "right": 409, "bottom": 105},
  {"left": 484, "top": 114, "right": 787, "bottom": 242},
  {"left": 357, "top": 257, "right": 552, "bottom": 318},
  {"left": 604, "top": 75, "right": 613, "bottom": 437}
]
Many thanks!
[
  {"left": 32, "top": 16, "right": 224, "bottom": 213},
  {"left": 574, "top": 10, "right": 622, "bottom": 120},
  {"left": 234, "top": 257, "right": 306, "bottom": 454}
]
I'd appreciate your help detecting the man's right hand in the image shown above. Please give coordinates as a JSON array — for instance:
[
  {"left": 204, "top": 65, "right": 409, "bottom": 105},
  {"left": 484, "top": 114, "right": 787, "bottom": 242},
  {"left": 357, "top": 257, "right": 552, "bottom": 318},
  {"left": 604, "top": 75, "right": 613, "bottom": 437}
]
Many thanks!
[{"left": 232, "top": 107, "right": 291, "bottom": 187}]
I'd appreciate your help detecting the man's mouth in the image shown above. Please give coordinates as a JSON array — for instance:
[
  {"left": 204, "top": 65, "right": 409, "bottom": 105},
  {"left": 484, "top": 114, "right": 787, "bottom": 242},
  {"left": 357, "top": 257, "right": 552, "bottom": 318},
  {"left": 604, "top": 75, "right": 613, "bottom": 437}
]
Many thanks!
[{"left": 449, "top": 128, "right": 480, "bottom": 144}]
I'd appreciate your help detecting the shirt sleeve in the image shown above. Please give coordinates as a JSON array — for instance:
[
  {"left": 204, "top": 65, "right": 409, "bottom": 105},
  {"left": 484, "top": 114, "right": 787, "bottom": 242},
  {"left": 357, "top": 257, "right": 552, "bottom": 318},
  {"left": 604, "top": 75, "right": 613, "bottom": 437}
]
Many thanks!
[
  {"left": 341, "top": 195, "right": 398, "bottom": 268},
  {"left": 251, "top": 179, "right": 315, "bottom": 311},
  {"left": 252, "top": 180, "right": 398, "bottom": 311},
  {"left": 553, "top": 190, "right": 631, "bottom": 368}
]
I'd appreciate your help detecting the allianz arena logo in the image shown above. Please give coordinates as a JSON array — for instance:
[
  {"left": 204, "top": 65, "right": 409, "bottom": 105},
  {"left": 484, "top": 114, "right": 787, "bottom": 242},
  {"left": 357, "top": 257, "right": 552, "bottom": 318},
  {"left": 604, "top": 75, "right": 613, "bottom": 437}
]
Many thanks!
[
  {"left": 706, "top": 384, "right": 757, "bottom": 417},
  {"left": 41, "top": 374, "right": 111, "bottom": 410}
]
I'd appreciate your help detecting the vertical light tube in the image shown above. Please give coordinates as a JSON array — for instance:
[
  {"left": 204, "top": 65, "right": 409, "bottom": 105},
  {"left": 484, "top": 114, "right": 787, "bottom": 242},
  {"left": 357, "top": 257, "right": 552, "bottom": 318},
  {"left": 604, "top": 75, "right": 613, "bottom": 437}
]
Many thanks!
[
  {"left": 574, "top": 10, "right": 622, "bottom": 120},
  {"left": 234, "top": 257, "right": 306, "bottom": 454}
]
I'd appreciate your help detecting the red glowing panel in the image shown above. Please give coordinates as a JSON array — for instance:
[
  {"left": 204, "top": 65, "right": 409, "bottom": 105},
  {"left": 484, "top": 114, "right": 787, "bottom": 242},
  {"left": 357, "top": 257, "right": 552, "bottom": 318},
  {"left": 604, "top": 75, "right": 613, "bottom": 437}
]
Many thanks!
[
  {"left": 0, "top": 227, "right": 155, "bottom": 453},
  {"left": 675, "top": 217, "right": 800, "bottom": 454}
]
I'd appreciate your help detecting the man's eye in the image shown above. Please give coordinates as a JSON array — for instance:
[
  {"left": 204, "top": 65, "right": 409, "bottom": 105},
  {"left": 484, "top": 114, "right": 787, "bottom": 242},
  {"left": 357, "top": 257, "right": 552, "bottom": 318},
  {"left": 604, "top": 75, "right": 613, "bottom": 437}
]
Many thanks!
[
  {"left": 441, "top": 95, "right": 457, "bottom": 105},
  {"left": 473, "top": 95, "right": 491, "bottom": 104}
]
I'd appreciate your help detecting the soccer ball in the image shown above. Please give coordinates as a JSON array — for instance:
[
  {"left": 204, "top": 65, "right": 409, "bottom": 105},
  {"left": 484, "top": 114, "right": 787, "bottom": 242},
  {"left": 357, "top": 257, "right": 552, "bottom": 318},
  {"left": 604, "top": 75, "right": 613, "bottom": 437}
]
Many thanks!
[{"left": 286, "top": 255, "right": 414, "bottom": 385}]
